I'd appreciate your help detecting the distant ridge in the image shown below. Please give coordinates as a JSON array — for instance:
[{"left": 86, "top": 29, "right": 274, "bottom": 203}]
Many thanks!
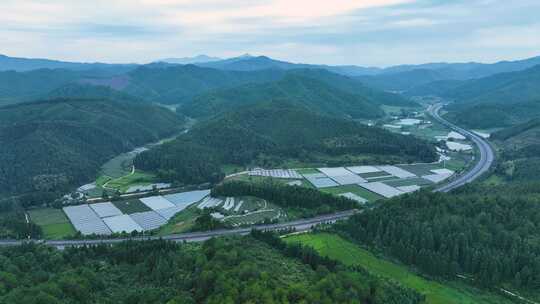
[{"left": 157, "top": 55, "right": 222, "bottom": 64}]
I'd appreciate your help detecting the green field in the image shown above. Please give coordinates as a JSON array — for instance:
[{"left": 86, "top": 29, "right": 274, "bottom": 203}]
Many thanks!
[
  {"left": 397, "top": 163, "right": 443, "bottom": 176},
  {"left": 100, "top": 151, "right": 135, "bottom": 179},
  {"left": 285, "top": 233, "right": 514, "bottom": 304},
  {"left": 384, "top": 177, "right": 433, "bottom": 187},
  {"left": 104, "top": 170, "right": 157, "bottom": 192},
  {"left": 112, "top": 199, "right": 152, "bottom": 214},
  {"left": 157, "top": 206, "right": 200, "bottom": 235},
  {"left": 295, "top": 168, "right": 320, "bottom": 174},
  {"left": 320, "top": 184, "right": 384, "bottom": 202},
  {"left": 28, "top": 208, "right": 76, "bottom": 239}
]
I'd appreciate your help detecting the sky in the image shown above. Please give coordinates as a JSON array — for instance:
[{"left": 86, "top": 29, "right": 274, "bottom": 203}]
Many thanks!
[{"left": 1, "top": 0, "right": 539, "bottom": 67}]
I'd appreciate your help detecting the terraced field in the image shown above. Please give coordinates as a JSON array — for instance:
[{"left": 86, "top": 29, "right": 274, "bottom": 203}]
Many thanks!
[{"left": 28, "top": 208, "right": 76, "bottom": 239}]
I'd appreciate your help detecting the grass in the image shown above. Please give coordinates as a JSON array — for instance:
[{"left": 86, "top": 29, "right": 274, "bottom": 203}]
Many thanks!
[
  {"left": 295, "top": 168, "right": 320, "bottom": 174},
  {"left": 105, "top": 170, "right": 157, "bottom": 193},
  {"left": 112, "top": 199, "right": 151, "bottom": 214},
  {"left": 157, "top": 206, "right": 200, "bottom": 235},
  {"left": 397, "top": 163, "right": 443, "bottom": 176},
  {"left": 384, "top": 177, "right": 433, "bottom": 187},
  {"left": 28, "top": 208, "right": 76, "bottom": 239},
  {"left": 100, "top": 152, "right": 135, "bottom": 179},
  {"left": 320, "top": 184, "right": 384, "bottom": 202},
  {"left": 358, "top": 171, "right": 392, "bottom": 179},
  {"left": 285, "top": 233, "right": 515, "bottom": 304}
]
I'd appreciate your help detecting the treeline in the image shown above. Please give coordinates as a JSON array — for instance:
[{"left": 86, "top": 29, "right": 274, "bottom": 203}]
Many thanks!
[
  {"left": 0, "top": 236, "right": 424, "bottom": 304},
  {"left": 0, "top": 199, "right": 41, "bottom": 239},
  {"left": 136, "top": 103, "right": 437, "bottom": 186},
  {"left": 212, "top": 180, "right": 359, "bottom": 216},
  {"left": 333, "top": 188, "right": 540, "bottom": 291}
]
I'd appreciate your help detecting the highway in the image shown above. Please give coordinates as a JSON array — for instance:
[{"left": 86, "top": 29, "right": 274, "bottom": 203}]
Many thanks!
[
  {"left": 0, "top": 210, "right": 357, "bottom": 248},
  {"left": 0, "top": 104, "right": 493, "bottom": 248},
  {"left": 428, "top": 103, "right": 495, "bottom": 192}
]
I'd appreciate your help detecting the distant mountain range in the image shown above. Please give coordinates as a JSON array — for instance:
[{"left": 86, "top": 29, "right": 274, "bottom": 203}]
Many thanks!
[
  {"left": 3, "top": 53, "right": 539, "bottom": 80},
  {"left": 157, "top": 55, "right": 222, "bottom": 64},
  {"left": 0, "top": 54, "right": 136, "bottom": 73}
]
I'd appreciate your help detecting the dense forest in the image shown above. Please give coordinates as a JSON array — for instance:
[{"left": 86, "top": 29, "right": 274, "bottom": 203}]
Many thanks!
[
  {"left": 490, "top": 119, "right": 540, "bottom": 182},
  {"left": 0, "top": 236, "right": 424, "bottom": 304},
  {"left": 135, "top": 103, "right": 437, "bottom": 185},
  {"left": 180, "top": 69, "right": 415, "bottom": 119},
  {"left": 212, "top": 180, "right": 359, "bottom": 217},
  {"left": 0, "top": 98, "right": 184, "bottom": 198},
  {"left": 333, "top": 185, "right": 540, "bottom": 293},
  {"left": 442, "top": 65, "right": 540, "bottom": 128}
]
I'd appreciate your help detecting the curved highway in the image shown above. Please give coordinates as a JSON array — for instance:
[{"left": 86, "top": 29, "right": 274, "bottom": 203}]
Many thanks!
[
  {"left": 428, "top": 103, "right": 495, "bottom": 192},
  {"left": 0, "top": 104, "right": 493, "bottom": 247}
]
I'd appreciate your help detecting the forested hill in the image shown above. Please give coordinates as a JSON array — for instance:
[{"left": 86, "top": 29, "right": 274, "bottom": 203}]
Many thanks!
[
  {"left": 0, "top": 98, "right": 183, "bottom": 197},
  {"left": 0, "top": 236, "right": 424, "bottom": 303},
  {"left": 180, "top": 71, "right": 415, "bottom": 119},
  {"left": 135, "top": 103, "right": 437, "bottom": 185},
  {"left": 440, "top": 65, "right": 540, "bottom": 128},
  {"left": 490, "top": 119, "right": 540, "bottom": 182},
  {"left": 333, "top": 185, "right": 540, "bottom": 297},
  {"left": 120, "top": 65, "right": 286, "bottom": 104}
]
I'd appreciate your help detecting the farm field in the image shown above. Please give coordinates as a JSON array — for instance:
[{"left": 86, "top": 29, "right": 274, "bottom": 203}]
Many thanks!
[
  {"left": 112, "top": 199, "right": 152, "bottom": 214},
  {"left": 384, "top": 177, "right": 433, "bottom": 187},
  {"left": 157, "top": 206, "right": 200, "bottom": 235},
  {"left": 319, "top": 184, "right": 384, "bottom": 202},
  {"left": 285, "top": 233, "right": 514, "bottom": 304},
  {"left": 101, "top": 152, "right": 135, "bottom": 179},
  {"left": 28, "top": 208, "right": 76, "bottom": 239}
]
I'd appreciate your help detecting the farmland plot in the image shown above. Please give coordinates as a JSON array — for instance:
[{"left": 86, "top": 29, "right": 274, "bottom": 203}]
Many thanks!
[
  {"left": 359, "top": 182, "right": 404, "bottom": 198},
  {"left": 303, "top": 173, "right": 339, "bottom": 188},
  {"left": 103, "top": 215, "right": 143, "bottom": 233},
  {"left": 197, "top": 197, "right": 223, "bottom": 209},
  {"left": 140, "top": 196, "right": 175, "bottom": 210},
  {"left": 346, "top": 166, "right": 381, "bottom": 174},
  {"left": 129, "top": 211, "right": 167, "bottom": 231},
  {"left": 164, "top": 189, "right": 210, "bottom": 206},
  {"left": 156, "top": 205, "right": 190, "bottom": 220},
  {"left": 63, "top": 205, "right": 111, "bottom": 235},
  {"left": 318, "top": 167, "right": 367, "bottom": 185},
  {"left": 377, "top": 166, "right": 416, "bottom": 178},
  {"left": 248, "top": 169, "right": 302, "bottom": 179},
  {"left": 89, "top": 202, "right": 123, "bottom": 218}
]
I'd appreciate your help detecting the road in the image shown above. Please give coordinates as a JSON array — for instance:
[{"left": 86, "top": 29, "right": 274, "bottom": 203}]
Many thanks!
[
  {"left": 0, "top": 210, "right": 357, "bottom": 248},
  {"left": 1, "top": 104, "right": 493, "bottom": 248},
  {"left": 428, "top": 103, "right": 495, "bottom": 192}
]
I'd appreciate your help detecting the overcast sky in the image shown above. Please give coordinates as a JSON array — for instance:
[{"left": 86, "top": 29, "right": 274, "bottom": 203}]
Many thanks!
[{"left": 1, "top": 0, "right": 539, "bottom": 67}]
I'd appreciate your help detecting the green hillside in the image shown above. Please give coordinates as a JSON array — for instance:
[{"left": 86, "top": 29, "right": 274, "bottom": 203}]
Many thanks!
[
  {"left": 122, "top": 65, "right": 285, "bottom": 104},
  {"left": 181, "top": 71, "right": 416, "bottom": 119},
  {"left": 181, "top": 74, "right": 386, "bottom": 119},
  {"left": 443, "top": 65, "right": 540, "bottom": 128},
  {"left": 490, "top": 119, "right": 540, "bottom": 182},
  {"left": 0, "top": 236, "right": 424, "bottom": 303},
  {"left": 135, "top": 102, "right": 437, "bottom": 185},
  {"left": 356, "top": 69, "right": 447, "bottom": 91},
  {"left": 334, "top": 187, "right": 540, "bottom": 302},
  {"left": 0, "top": 98, "right": 183, "bottom": 198},
  {"left": 46, "top": 83, "right": 143, "bottom": 102}
]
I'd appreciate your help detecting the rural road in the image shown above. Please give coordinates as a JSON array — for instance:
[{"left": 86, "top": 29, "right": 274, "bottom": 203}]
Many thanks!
[
  {"left": 428, "top": 103, "right": 495, "bottom": 192},
  {"left": 0, "top": 104, "right": 493, "bottom": 248}
]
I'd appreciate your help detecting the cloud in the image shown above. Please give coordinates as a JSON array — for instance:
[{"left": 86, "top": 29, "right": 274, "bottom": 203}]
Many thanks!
[{"left": 0, "top": 0, "right": 538, "bottom": 65}]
